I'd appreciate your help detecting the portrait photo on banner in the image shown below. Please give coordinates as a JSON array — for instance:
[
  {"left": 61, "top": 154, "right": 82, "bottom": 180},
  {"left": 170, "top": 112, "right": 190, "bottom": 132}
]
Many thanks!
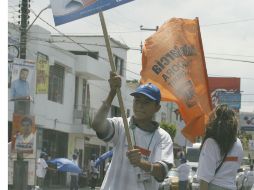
[{"left": 11, "top": 114, "right": 36, "bottom": 154}]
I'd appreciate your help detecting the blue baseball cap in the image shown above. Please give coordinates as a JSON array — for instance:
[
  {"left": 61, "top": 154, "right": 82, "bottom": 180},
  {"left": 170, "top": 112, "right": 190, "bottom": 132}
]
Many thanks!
[{"left": 130, "top": 83, "right": 161, "bottom": 103}]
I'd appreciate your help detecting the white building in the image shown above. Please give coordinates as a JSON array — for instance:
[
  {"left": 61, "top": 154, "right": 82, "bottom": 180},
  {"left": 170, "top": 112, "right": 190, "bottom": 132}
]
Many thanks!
[{"left": 8, "top": 22, "right": 179, "bottom": 187}]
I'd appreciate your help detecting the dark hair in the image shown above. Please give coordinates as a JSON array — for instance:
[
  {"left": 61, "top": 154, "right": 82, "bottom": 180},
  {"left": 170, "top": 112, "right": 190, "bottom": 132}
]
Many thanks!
[
  {"left": 40, "top": 152, "right": 47, "bottom": 158},
  {"left": 21, "top": 117, "right": 32, "bottom": 126},
  {"left": 201, "top": 104, "right": 238, "bottom": 157},
  {"left": 72, "top": 154, "right": 77, "bottom": 160}
]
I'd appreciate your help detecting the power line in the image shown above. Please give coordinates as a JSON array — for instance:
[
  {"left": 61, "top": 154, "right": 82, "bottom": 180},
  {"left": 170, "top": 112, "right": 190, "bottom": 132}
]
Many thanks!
[
  {"left": 206, "top": 56, "right": 254, "bottom": 64},
  {"left": 201, "top": 18, "right": 254, "bottom": 27}
]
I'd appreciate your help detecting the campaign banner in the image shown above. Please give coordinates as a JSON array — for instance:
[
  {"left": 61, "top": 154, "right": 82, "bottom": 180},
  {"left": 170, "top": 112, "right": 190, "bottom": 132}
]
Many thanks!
[
  {"left": 217, "top": 91, "right": 241, "bottom": 110},
  {"left": 36, "top": 52, "right": 49, "bottom": 94},
  {"left": 11, "top": 114, "right": 36, "bottom": 154},
  {"left": 50, "top": 0, "right": 135, "bottom": 25},
  {"left": 208, "top": 77, "right": 241, "bottom": 110},
  {"left": 10, "top": 58, "right": 35, "bottom": 100}
]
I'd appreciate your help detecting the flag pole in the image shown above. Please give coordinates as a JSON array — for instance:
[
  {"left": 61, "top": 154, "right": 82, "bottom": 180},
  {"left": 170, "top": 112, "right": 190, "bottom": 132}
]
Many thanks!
[
  {"left": 195, "top": 17, "right": 212, "bottom": 109},
  {"left": 99, "top": 12, "right": 133, "bottom": 150}
]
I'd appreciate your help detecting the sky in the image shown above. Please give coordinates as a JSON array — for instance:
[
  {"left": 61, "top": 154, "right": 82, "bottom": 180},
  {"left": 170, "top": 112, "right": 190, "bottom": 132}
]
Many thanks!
[{"left": 7, "top": 0, "right": 254, "bottom": 113}]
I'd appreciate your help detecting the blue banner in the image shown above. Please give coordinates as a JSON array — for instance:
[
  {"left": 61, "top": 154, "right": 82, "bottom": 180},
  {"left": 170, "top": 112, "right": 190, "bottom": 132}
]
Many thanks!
[
  {"left": 50, "top": 0, "right": 135, "bottom": 25},
  {"left": 217, "top": 91, "right": 241, "bottom": 110}
]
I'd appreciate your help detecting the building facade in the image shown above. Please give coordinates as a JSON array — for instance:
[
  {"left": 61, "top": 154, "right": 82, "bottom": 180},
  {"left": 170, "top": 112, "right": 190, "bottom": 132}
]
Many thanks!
[{"left": 8, "top": 22, "right": 178, "bottom": 187}]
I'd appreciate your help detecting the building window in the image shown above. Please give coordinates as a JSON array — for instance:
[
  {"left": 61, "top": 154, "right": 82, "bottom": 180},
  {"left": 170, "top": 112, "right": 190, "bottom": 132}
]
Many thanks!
[
  {"left": 69, "top": 51, "right": 99, "bottom": 60},
  {"left": 111, "top": 105, "right": 121, "bottom": 117},
  {"left": 48, "top": 64, "right": 64, "bottom": 103},
  {"left": 114, "top": 55, "right": 124, "bottom": 76}
]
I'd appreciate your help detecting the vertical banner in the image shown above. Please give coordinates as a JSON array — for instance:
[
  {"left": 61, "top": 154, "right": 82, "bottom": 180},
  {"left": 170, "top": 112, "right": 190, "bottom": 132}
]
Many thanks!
[
  {"left": 36, "top": 52, "right": 49, "bottom": 94},
  {"left": 11, "top": 114, "right": 36, "bottom": 154},
  {"left": 10, "top": 58, "right": 35, "bottom": 100},
  {"left": 141, "top": 18, "right": 212, "bottom": 142}
]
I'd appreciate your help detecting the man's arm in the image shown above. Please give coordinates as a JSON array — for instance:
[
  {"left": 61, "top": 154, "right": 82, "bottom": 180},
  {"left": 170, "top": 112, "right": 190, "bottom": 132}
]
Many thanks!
[
  {"left": 127, "top": 149, "right": 173, "bottom": 182},
  {"left": 91, "top": 72, "right": 121, "bottom": 134}
]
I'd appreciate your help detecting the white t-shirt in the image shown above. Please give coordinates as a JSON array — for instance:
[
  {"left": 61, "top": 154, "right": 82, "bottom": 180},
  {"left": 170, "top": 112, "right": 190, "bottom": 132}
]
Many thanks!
[
  {"left": 36, "top": 158, "right": 48, "bottom": 178},
  {"left": 197, "top": 138, "right": 243, "bottom": 190},
  {"left": 245, "top": 170, "right": 254, "bottom": 187},
  {"left": 15, "top": 133, "right": 34, "bottom": 153},
  {"left": 177, "top": 163, "right": 191, "bottom": 181},
  {"left": 98, "top": 117, "right": 174, "bottom": 190}
]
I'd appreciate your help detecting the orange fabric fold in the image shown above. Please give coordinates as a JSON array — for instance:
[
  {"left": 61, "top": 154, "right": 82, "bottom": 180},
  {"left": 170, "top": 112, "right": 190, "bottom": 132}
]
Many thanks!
[{"left": 140, "top": 17, "right": 212, "bottom": 142}]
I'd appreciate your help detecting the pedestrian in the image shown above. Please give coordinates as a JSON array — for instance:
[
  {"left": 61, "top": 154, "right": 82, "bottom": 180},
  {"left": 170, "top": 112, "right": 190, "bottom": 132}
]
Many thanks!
[
  {"left": 11, "top": 67, "right": 30, "bottom": 99},
  {"left": 177, "top": 158, "right": 191, "bottom": 190},
  {"left": 70, "top": 154, "right": 79, "bottom": 190},
  {"left": 244, "top": 164, "right": 254, "bottom": 190},
  {"left": 89, "top": 155, "right": 99, "bottom": 190},
  {"left": 91, "top": 72, "right": 174, "bottom": 190},
  {"left": 36, "top": 152, "right": 48, "bottom": 189},
  {"left": 197, "top": 104, "right": 244, "bottom": 190}
]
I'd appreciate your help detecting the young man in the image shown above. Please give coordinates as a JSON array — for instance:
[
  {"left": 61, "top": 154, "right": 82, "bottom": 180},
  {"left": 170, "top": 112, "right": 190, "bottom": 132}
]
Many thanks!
[
  {"left": 177, "top": 158, "right": 191, "bottom": 190},
  {"left": 36, "top": 152, "right": 48, "bottom": 189},
  {"left": 92, "top": 72, "right": 174, "bottom": 190}
]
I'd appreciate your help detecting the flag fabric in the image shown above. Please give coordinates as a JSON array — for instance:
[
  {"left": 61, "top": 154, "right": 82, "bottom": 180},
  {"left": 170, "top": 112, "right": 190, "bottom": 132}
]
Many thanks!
[{"left": 141, "top": 18, "right": 212, "bottom": 142}]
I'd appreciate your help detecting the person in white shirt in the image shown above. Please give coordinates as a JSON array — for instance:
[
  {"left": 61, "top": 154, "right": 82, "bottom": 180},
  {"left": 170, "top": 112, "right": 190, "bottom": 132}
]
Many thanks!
[
  {"left": 244, "top": 165, "right": 254, "bottom": 190},
  {"left": 70, "top": 154, "right": 79, "bottom": 190},
  {"left": 197, "top": 104, "right": 244, "bottom": 190},
  {"left": 91, "top": 72, "right": 174, "bottom": 190},
  {"left": 89, "top": 155, "right": 99, "bottom": 190},
  {"left": 36, "top": 152, "right": 48, "bottom": 189},
  {"left": 177, "top": 158, "right": 191, "bottom": 190}
]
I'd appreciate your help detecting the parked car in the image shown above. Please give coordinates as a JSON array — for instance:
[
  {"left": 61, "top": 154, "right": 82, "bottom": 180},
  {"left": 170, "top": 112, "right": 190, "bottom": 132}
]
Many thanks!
[
  {"left": 191, "top": 172, "right": 199, "bottom": 190},
  {"left": 236, "top": 168, "right": 245, "bottom": 190},
  {"left": 191, "top": 167, "right": 249, "bottom": 190},
  {"left": 159, "top": 168, "right": 194, "bottom": 190},
  {"left": 159, "top": 168, "right": 179, "bottom": 190}
]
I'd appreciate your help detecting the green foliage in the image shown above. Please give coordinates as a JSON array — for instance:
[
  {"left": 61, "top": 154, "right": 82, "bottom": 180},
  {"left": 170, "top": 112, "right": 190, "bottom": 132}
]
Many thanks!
[{"left": 160, "top": 122, "right": 177, "bottom": 140}]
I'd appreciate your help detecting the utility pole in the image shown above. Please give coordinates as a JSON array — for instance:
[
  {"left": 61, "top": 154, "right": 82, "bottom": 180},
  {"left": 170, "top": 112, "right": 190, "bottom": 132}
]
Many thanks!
[
  {"left": 140, "top": 25, "right": 159, "bottom": 31},
  {"left": 13, "top": 0, "right": 30, "bottom": 190},
  {"left": 19, "top": 0, "right": 29, "bottom": 59},
  {"left": 139, "top": 25, "right": 159, "bottom": 53}
]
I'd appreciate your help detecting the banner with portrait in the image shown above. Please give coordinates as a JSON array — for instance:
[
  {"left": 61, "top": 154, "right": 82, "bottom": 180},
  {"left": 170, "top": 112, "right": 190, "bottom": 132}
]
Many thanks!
[
  {"left": 10, "top": 58, "right": 35, "bottom": 100},
  {"left": 11, "top": 114, "right": 36, "bottom": 154}
]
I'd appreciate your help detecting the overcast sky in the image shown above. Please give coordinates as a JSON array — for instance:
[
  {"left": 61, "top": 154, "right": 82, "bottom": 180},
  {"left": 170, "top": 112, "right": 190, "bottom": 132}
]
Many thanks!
[{"left": 7, "top": 0, "right": 254, "bottom": 112}]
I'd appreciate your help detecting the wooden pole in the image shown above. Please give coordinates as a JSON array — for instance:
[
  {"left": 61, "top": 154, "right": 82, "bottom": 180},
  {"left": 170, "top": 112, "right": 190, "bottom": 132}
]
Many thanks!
[{"left": 99, "top": 12, "right": 133, "bottom": 150}]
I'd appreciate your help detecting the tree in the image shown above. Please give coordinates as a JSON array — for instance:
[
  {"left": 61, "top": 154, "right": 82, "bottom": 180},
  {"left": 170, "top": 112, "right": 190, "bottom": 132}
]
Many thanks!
[{"left": 160, "top": 122, "right": 177, "bottom": 140}]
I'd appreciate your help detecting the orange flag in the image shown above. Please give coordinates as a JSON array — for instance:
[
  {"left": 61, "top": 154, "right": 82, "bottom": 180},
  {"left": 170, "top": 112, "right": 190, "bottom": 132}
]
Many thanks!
[{"left": 140, "top": 17, "right": 212, "bottom": 142}]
